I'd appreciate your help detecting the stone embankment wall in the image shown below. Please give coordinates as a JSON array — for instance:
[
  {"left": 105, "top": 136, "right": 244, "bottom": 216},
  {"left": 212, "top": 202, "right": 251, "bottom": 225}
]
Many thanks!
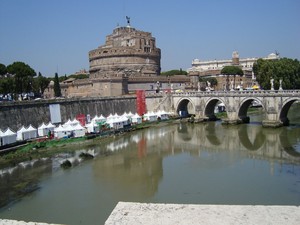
[{"left": 0, "top": 96, "right": 138, "bottom": 131}]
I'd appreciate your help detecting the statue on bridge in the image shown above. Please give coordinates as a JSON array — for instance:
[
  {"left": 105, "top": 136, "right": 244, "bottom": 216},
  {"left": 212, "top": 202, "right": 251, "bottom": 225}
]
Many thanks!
[
  {"left": 270, "top": 78, "right": 274, "bottom": 91},
  {"left": 206, "top": 81, "right": 211, "bottom": 91},
  {"left": 279, "top": 79, "right": 283, "bottom": 91}
]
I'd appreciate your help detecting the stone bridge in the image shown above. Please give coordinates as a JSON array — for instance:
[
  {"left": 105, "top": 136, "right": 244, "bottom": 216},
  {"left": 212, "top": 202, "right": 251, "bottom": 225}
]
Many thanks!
[{"left": 149, "top": 90, "right": 300, "bottom": 127}]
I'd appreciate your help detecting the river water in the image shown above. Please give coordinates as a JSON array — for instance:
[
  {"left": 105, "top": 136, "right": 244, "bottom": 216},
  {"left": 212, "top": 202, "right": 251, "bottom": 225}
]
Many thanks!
[{"left": 0, "top": 105, "right": 300, "bottom": 225}]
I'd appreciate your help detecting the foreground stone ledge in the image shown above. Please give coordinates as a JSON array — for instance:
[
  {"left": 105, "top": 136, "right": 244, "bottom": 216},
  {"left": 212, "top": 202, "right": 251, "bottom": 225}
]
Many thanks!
[
  {"left": 105, "top": 202, "right": 300, "bottom": 225},
  {"left": 0, "top": 219, "right": 63, "bottom": 225}
]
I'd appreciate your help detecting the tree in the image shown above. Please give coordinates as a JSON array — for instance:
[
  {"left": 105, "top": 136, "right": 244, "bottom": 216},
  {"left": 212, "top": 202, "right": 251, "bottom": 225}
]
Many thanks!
[
  {"left": 0, "top": 77, "right": 14, "bottom": 94},
  {"left": 7, "top": 61, "right": 36, "bottom": 94},
  {"left": 54, "top": 73, "right": 61, "bottom": 97},
  {"left": 221, "top": 66, "right": 243, "bottom": 90},
  {"left": 0, "top": 63, "right": 7, "bottom": 76},
  {"left": 32, "top": 72, "right": 50, "bottom": 96},
  {"left": 199, "top": 77, "right": 218, "bottom": 88},
  {"left": 253, "top": 58, "right": 300, "bottom": 90},
  {"left": 160, "top": 69, "right": 187, "bottom": 76}
]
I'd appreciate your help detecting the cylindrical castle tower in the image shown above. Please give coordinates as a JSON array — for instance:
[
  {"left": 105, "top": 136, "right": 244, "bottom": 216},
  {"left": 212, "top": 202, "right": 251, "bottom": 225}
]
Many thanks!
[{"left": 89, "top": 26, "right": 161, "bottom": 79}]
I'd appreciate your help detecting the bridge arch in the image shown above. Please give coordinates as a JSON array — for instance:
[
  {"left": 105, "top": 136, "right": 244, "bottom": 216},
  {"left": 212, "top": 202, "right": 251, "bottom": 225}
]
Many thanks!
[
  {"left": 238, "top": 125, "right": 265, "bottom": 151},
  {"left": 176, "top": 97, "right": 195, "bottom": 117},
  {"left": 204, "top": 97, "right": 226, "bottom": 121},
  {"left": 279, "top": 97, "right": 300, "bottom": 125},
  {"left": 238, "top": 97, "right": 264, "bottom": 123}
]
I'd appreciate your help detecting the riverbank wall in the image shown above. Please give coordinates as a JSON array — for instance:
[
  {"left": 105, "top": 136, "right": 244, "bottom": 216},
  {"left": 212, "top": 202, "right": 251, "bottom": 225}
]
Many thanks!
[{"left": 0, "top": 97, "right": 137, "bottom": 131}]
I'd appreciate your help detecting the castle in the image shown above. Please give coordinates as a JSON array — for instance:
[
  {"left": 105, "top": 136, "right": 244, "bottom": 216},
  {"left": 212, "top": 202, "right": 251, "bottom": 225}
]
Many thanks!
[{"left": 44, "top": 21, "right": 189, "bottom": 98}]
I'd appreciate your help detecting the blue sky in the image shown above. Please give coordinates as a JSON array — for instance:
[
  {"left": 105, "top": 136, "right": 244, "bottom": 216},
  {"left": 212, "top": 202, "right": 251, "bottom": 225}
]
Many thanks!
[{"left": 0, "top": 0, "right": 299, "bottom": 77}]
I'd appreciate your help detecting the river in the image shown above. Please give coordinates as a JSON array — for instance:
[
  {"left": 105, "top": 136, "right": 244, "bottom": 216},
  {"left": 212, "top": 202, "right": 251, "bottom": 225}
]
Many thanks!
[{"left": 0, "top": 105, "right": 300, "bottom": 225}]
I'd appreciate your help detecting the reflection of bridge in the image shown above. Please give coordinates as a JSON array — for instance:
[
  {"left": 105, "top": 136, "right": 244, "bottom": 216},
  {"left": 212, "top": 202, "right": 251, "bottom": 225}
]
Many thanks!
[
  {"left": 149, "top": 90, "right": 300, "bottom": 127},
  {"left": 173, "top": 122, "right": 300, "bottom": 163}
]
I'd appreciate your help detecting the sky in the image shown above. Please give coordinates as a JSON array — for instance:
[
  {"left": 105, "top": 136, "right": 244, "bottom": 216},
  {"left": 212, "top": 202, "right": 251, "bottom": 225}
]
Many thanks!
[{"left": 0, "top": 0, "right": 299, "bottom": 77}]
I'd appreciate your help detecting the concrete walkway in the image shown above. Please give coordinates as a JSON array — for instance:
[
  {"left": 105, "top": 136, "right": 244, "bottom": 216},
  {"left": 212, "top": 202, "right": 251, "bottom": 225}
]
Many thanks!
[
  {"left": 0, "top": 219, "right": 62, "bottom": 225},
  {"left": 105, "top": 202, "right": 300, "bottom": 225}
]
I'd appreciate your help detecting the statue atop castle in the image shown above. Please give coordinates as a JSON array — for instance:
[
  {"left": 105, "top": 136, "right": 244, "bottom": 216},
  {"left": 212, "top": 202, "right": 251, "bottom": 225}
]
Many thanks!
[{"left": 126, "top": 16, "right": 131, "bottom": 27}]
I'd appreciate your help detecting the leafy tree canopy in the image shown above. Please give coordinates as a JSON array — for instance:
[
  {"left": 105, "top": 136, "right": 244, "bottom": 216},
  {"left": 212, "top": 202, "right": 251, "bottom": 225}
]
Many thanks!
[
  {"left": 253, "top": 58, "right": 300, "bottom": 90},
  {"left": 199, "top": 77, "right": 218, "bottom": 86},
  {"left": 161, "top": 69, "right": 187, "bottom": 76},
  {"left": 221, "top": 66, "right": 243, "bottom": 76},
  {"left": 7, "top": 61, "right": 36, "bottom": 78},
  {"left": 0, "top": 63, "right": 7, "bottom": 75}
]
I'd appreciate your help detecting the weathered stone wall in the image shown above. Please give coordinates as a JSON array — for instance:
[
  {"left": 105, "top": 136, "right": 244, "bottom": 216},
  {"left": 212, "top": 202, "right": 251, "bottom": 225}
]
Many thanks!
[{"left": 0, "top": 96, "right": 137, "bottom": 131}]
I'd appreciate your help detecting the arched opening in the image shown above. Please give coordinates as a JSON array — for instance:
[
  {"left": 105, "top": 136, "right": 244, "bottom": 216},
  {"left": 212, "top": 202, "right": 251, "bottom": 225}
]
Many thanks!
[
  {"left": 238, "top": 125, "right": 265, "bottom": 151},
  {"left": 238, "top": 98, "right": 263, "bottom": 123},
  {"left": 205, "top": 122, "right": 222, "bottom": 146},
  {"left": 279, "top": 99, "right": 299, "bottom": 126},
  {"left": 176, "top": 98, "right": 195, "bottom": 118},
  {"left": 279, "top": 128, "right": 300, "bottom": 156},
  {"left": 204, "top": 99, "right": 225, "bottom": 121},
  {"left": 177, "top": 123, "right": 193, "bottom": 141}
]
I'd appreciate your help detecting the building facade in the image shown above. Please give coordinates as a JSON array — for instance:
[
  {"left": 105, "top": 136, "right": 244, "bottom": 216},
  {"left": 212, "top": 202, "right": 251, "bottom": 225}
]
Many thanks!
[{"left": 188, "top": 52, "right": 279, "bottom": 91}]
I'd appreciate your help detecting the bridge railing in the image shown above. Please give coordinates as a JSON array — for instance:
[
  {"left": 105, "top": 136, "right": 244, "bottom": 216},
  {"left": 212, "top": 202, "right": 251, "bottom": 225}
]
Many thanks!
[{"left": 170, "top": 90, "right": 300, "bottom": 97}]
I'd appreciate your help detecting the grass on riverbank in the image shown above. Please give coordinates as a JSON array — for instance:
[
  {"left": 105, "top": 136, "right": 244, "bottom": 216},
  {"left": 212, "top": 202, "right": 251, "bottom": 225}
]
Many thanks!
[{"left": 0, "top": 119, "right": 178, "bottom": 168}]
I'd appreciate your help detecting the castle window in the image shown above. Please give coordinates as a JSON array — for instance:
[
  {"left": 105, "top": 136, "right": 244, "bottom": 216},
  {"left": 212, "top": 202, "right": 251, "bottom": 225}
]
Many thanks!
[
  {"left": 144, "top": 47, "right": 151, "bottom": 52},
  {"left": 103, "top": 51, "right": 108, "bottom": 53}
]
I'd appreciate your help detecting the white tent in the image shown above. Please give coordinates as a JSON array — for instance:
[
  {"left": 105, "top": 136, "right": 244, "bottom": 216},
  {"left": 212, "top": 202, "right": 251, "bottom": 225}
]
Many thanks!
[
  {"left": 17, "top": 126, "right": 26, "bottom": 141},
  {"left": 24, "top": 125, "right": 38, "bottom": 140},
  {"left": 71, "top": 118, "right": 80, "bottom": 126},
  {"left": 107, "top": 113, "right": 119, "bottom": 122},
  {"left": 72, "top": 123, "right": 86, "bottom": 137},
  {"left": 85, "top": 121, "right": 100, "bottom": 133},
  {"left": 156, "top": 110, "right": 169, "bottom": 120},
  {"left": 0, "top": 128, "right": 17, "bottom": 146},
  {"left": 106, "top": 117, "right": 124, "bottom": 129},
  {"left": 64, "top": 119, "right": 73, "bottom": 126},
  {"left": 38, "top": 122, "right": 56, "bottom": 137},
  {"left": 54, "top": 124, "right": 72, "bottom": 139},
  {"left": 38, "top": 122, "right": 48, "bottom": 137},
  {"left": 122, "top": 111, "right": 134, "bottom": 122},
  {"left": 131, "top": 113, "right": 142, "bottom": 124},
  {"left": 143, "top": 111, "right": 157, "bottom": 122},
  {"left": 92, "top": 115, "right": 106, "bottom": 124},
  {"left": 46, "top": 122, "right": 55, "bottom": 132}
]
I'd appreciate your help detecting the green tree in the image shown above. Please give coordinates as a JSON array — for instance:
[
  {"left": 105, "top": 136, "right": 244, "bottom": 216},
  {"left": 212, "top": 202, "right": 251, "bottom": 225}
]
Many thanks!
[
  {"left": 7, "top": 61, "right": 36, "bottom": 94},
  {"left": 221, "top": 66, "right": 243, "bottom": 90},
  {"left": 253, "top": 58, "right": 300, "bottom": 90},
  {"left": 161, "top": 69, "right": 187, "bottom": 76},
  {"left": 0, "top": 63, "right": 7, "bottom": 76},
  {"left": 0, "top": 77, "right": 14, "bottom": 94},
  {"left": 54, "top": 73, "right": 61, "bottom": 97},
  {"left": 199, "top": 77, "right": 218, "bottom": 88},
  {"left": 32, "top": 72, "right": 50, "bottom": 96}
]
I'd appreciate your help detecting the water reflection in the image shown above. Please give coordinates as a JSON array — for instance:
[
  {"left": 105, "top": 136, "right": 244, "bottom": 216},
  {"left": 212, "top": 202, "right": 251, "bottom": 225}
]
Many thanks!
[
  {"left": 0, "top": 112, "right": 300, "bottom": 224},
  {"left": 0, "top": 158, "right": 52, "bottom": 208},
  {"left": 90, "top": 121, "right": 300, "bottom": 204}
]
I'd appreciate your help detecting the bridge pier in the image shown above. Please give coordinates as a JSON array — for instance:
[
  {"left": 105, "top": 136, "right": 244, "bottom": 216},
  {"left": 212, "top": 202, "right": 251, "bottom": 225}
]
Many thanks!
[
  {"left": 221, "top": 119, "right": 242, "bottom": 125},
  {"left": 262, "top": 120, "right": 283, "bottom": 128}
]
